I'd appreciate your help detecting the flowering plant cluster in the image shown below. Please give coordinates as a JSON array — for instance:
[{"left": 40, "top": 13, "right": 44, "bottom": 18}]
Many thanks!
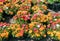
[
  {"left": 31, "top": 12, "right": 52, "bottom": 23},
  {"left": 8, "top": 22, "right": 46, "bottom": 40},
  {"left": 13, "top": 11, "right": 30, "bottom": 24},
  {"left": 28, "top": 22, "right": 46, "bottom": 40},
  {"left": 10, "top": 24, "right": 25, "bottom": 38},
  {"left": 47, "top": 13, "right": 60, "bottom": 40},
  {"left": 0, "top": 22, "right": 10, "bottom": 41},
  {"left": 0, "top": 0, "right": 60, "bottom": 41}
]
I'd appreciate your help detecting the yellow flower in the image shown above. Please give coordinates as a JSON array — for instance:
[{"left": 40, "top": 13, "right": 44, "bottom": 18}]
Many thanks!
[
  {"left": 56, "top": 32, "right": 60, "bottom": 36},
  {"left": 47, "top": 31, "right": 51, "bottom": 35},
  {"left": 29, "top": 30, "right": 32, "bottom": 34},
  {"left": 53, "top": 31, "right": 56, "bottom": 33},
  {"left": 58, "top": 36, "right": 60, "bottom": 40},
  {"left": 44, "top": 34, "right": 46, "bottom": 37},
  {"left": 40, "top": 32, "right": 43, "bottom": 35},
  {"left": 31, "top": 34, "right": 34, "bottom": 38},
  {"left": 42, "top": 5, "right": 47, "bottom": 10},
  {"left": 50, "top": 32, "right": 54, "bottom": 37},
  {"left": 40, "top": 20, "right": 44, "bottom": 22},
  {"left": 32, "top": 5, "right": 39, "bottom": 11},
  {"left": 17, "top": 11, "right": 22, "bottom": 15},
  {"left": 35, "top": 33, "right": 40, "bottom": 37},
  {"left": 37, "top": 18, "right": 40, "bottom": 21},
  {"left": 44, "top": 0, "right": 47, "bottom": 2},
  {"left": 15, "top": 4, "right": 20, "bottom": 7},
  {"left": 48, "top": 17, "right": 52, "bottom": 20},
  {"left": 44, "top": 25, "right": 46, "bottom": 28}
]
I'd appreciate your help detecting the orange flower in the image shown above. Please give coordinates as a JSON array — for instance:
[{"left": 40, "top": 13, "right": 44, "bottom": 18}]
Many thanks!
[
  {"left": 16, "top": 27, "right": 21, "bottom": 31},
  {"left": 5, "top": 32, "right": 9, "bottom": 38},
  {"left": 16, "top": 33, "right": 21, "bottom": 37},
  {"left": 34, "top": 30, "right": 39, "bottom": 33},
  {"left": 5, "top": 3, "right": 11, "bottom": 7},
  {"left": 29, "top": 23, "right": 34, "bottom": 29},
  {"left": 9, "top": 11, "right": 13, "bottom": 15},
  {"left": 17, "top": 11, "right": 22, "bottom": 15},
  {"left": 39, "top": 26, "right": 45, "bottom": 31},
  {"left": 42, "top": 5, "right": 47, "bottom": 10},
  {"left": 29, "top": 30, "right": 32, "bottom": 33},
  {"left": 13, "top": 15, "right": 17, "bottom": 20},
  {"left": 3, "top": 30, "right": 7, "bottom": 33},
  {"left": 0, "top": 8, "right": 3, "bottom": 13},
  {"left": 0, "top": 2, "right": 3, "bottom": 5},
  {"left": 1, "top": 33, "right": 6, "bottom": 38}
]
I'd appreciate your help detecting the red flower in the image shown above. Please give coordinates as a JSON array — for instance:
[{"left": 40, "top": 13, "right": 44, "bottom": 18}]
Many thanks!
[{"left": 22, "top": 15, "right": 30, "bottom": 21}]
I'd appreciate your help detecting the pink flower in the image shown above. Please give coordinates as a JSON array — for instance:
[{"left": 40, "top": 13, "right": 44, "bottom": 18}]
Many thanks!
[
  {"left": 32, "top": 14, "right": 38, "bottom": 19},
  {"left": 21, "top": 0, "right": 25, "bottom": 2},
  {"left": 47, "top": 25, "right": 50, "bottom": 28},
  {"left": 50, "top": 20, "right": 53, "bottom": 23},
  {"left": 0, "top": 23, "right": 3, "bottom": 27},
  {"left": 22, "top": 24, "right": 26, "bottom": 27},
  {"left": 34, "top": 28, "right": 37, "bottom": 31},
  {"left": 37, "top": 0, "right": 41, "bottom": 3},
  {"left": 0, "top": 0, "right": 5, "bottom": 2}
]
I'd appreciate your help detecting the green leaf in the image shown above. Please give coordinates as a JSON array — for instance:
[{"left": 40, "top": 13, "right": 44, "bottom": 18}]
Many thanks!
[
  {"left": 48, "top": 0, "right": 54, "bottom": 4},
  {"left": 58, "top": 0, "right": 60, "bottom": 2}
]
